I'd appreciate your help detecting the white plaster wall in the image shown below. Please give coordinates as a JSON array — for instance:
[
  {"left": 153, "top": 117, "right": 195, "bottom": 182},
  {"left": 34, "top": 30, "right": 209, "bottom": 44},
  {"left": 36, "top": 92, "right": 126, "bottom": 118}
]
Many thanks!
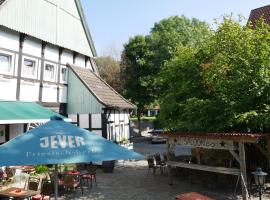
[
  {"left": 0, "top": 77, "right": 17, "bottom": 100},
  {"left": 75, "top": 54, "right": 85, "bottom": 68},
  {"left": 86, "top": 59, "right": 93, "bottom": 71},
  {"left": 20, "top": 80, "right": 39, "bottom": 101},
  {"left": 115, "top": 126, "right": 120, "bottom": 141},
  {"left": 61, "top": 50, "right": 73, "bottom": 65},
  {"left": 9, "top": 124, "right": 24, "bottom": 139},
  {"left": 124, "top": 112, "right": 129, "bottom": 124},
  {"left": 59, "top": 85, "right": 67, "bottom": 103},
  {"left": 42, "top": 83, "right": 57, "bottom": 102},
  {"left": 79, "top": 114, "right": 89, "bottom": 129},
  {"left": 119, "top": 111, "right": 124, "bottom": 121},
  {"left": 125, "top": 125, "right": 130, "bottom": 140},
  {"left": 0, "top": 27, "right": 19, "bottom": 51},
  {"left": 23, "top": 37, "right": 42, "bottom": 57},
  {"left": 44, "top": 44, "right": 59, "bottom": 62},
  {"left": 115, "top": 112, "right": 119, "bottom": 124},
  {"left": 91, "top": 114, "right": 101, "bottom": 128}
]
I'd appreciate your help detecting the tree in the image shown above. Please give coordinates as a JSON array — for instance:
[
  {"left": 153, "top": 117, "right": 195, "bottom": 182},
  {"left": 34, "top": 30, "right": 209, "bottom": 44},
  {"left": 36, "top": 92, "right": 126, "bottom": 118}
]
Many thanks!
[
  {"left": 120, "top": 16, "right": 211, "bottom": 120},
  {"left": 121, "top": 35, "right": 153, "bottom": 120},
  {"left": 202, "top": 18, "right": 270, "bottom": 132},
  {"left": 95, "top": 56, "right": 123, "bottom": 93},
  {"left": 158, "top": 17, "right": 270, "bottom": 133}
]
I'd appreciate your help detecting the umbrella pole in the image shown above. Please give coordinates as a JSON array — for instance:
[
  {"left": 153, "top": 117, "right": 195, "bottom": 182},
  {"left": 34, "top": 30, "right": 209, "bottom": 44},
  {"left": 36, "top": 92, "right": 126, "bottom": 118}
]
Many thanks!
[{"left": 54, "top": 164, "right": 58, "bottom": 200}]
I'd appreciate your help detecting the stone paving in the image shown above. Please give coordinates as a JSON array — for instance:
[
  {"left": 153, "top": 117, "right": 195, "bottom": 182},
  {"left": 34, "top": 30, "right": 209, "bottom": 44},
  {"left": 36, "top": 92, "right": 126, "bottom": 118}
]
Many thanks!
[{"left": 58, "top": 160, "right": 238, "bottom": 200}]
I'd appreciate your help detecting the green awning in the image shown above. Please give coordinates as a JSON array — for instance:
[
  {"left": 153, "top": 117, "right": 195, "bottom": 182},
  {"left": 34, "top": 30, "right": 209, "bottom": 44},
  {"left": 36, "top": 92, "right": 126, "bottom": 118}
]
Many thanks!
[{"left": 0, "top": 101, "right": 67, "bottom": 124}]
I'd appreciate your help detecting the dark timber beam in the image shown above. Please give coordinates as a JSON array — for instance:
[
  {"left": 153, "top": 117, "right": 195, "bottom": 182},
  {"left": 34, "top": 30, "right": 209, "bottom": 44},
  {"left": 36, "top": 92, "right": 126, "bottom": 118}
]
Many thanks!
[
  {"left": 16, "top": 33, "right": 26, "bottom": 100},
  {"left": 38, "top": 41, "right": 47, "bottom": 102}
]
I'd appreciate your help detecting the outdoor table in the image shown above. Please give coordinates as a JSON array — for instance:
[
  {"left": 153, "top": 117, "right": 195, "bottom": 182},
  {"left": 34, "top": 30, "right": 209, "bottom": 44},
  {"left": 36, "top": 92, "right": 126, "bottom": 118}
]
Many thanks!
[
  {"left": 175, "top": 192, "right": 214, "bottom": 200},
  {"left": 0, "top": 187, "right": 39, "bottom": 199}
]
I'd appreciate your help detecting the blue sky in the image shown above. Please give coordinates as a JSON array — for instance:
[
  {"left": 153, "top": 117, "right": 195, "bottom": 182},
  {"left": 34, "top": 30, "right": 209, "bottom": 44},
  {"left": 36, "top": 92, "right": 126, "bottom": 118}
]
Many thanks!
[{"left": 81, "top": 0, "right": 270, "bottom": 58}]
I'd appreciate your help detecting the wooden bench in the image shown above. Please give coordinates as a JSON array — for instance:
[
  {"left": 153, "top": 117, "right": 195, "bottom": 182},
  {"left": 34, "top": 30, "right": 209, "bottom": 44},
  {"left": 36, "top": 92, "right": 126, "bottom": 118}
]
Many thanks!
[{"left": 167, "top": 161, "right": 240, "bottom": 176}]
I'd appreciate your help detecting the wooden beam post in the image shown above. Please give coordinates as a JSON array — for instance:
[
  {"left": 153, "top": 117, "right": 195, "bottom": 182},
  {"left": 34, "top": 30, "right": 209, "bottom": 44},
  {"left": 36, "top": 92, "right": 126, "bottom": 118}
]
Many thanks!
[
  {"left": 239, "top": 142, "right": 248, "bottom": 200},
  {"left": 167, "top": 139, "right": 175, "bottom": 185},
  {"left": 267, "top": 138, "right": 270, "bottom": 175}
]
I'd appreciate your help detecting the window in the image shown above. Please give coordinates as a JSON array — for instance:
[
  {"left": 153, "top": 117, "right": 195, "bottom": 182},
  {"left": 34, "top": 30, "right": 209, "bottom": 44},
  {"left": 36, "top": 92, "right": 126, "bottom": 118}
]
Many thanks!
[
  {"left": 60, "top": 67, "right": 67, "bottom": 82},
  {"left": 44, "top": 63, "right": 55, "bottom": 81},
  {"left": 23, "top": 58, "right": 36, "bottom": 78},
  {"left": 0, "top": 125, "right": 5, "bottom": 143},
  {"left": 0, "top": 54, "right": 11, "bottom": 73}
]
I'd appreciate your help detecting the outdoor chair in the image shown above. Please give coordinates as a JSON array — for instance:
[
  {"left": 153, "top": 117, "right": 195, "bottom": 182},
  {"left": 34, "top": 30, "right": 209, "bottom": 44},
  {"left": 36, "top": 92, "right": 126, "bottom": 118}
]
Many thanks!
[
  {"left": 147, "top": 157, "right": 158, "bottom": 175},
  {"left": 32, "top": 180, "right": 53, "bottom": 200},
  {"left": 81, "top": 163, "right": 97, "bottom": 188},
  {"left": 25, "top": 176, "right": 40, "bottom": 191},
  {"left": 154, "top": 153, "right": 166, "bottom": 174},
  {"left": 63, "top": 175, "right": 83, "bottom": 195}
]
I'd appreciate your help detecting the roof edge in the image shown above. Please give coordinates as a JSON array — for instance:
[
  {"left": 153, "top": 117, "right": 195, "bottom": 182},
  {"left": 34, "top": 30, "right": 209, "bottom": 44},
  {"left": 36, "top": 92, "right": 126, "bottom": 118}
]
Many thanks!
[
  {"left": 67, "top": 63, "right": 106, "bottom": 107},
  {"left": 75, "top": 0, "right": 97, "bottom": 57},
  {"left": 68, "top": 64, "right": 136, "bottom": 109},
  {"left": 89, "top": 67, "right": 136, "bottom": 109}
]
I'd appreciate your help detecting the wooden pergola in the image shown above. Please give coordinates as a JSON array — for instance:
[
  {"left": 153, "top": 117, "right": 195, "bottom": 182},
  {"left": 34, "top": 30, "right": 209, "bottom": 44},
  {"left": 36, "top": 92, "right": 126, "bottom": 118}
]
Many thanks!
[{"left": 161, "top": 132, "right": 270, "bottom": 200}]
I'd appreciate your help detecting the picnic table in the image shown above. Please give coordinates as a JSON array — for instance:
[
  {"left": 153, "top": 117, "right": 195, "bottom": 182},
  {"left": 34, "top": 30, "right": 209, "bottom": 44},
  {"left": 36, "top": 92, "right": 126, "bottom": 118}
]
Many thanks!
[{"left": 0, "top": 187, "right": 39, "bottom": 199}]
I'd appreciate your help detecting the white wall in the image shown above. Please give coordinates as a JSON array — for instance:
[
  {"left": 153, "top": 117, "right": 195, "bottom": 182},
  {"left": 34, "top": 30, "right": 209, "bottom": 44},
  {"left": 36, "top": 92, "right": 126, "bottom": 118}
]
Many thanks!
[
  {"left": 61, "top": 49, "right": 73, "bottom": 65},
  {"left": 44, "top": 44, "right": 58, "bottom": 62},
  {"left": 20, "top": 80, "right": 39, "bottom": 101},
  {"left": 79, "top": 114, "right": 89, "bottom": 128},
  {"left": 91, "top": 114, "right": 101, "bottom": 128},
  {"left": 0, "top": 77, "right": 17, "bottom": 100},
  {"left": 42, "top": 83, "right": 57, "bottom": 102},
  {"left": 0, "top": 27, "right": 19, "bottom": 51},
  {"left": 23, "top": 37, "right": 42, "bottom": 57},
  {"left": 75, "top": 54, "right": 85, "bottom": 68},
  {"left": 86, "top": 59, "right": 93, "bottom": 71},
  {"left": 59, "top": 85, "right": 67, "bottom": 103},
  {"left": 9, "top": 124, "right": 24, "bottom": 139}
]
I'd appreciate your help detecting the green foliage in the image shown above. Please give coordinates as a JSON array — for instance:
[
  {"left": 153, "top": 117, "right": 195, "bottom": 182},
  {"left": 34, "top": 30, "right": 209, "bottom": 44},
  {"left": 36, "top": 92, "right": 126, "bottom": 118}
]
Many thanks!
[
  {"left": 121, "top": 16, "right": 211, "bottom": 119},
  {"left": 159, "top": 16, "right": 270, "bottom": 132},
  {"left": 35, "top": 165, "right": 48, "bottom": 174},
  {"left": 95, "top": 56, "right": 123, "bottom": 93}
]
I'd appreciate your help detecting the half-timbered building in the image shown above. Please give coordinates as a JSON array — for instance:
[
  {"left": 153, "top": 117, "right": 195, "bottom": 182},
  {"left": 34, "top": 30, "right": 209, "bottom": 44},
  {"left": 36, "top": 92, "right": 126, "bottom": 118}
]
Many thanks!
[{"left": 0, "top": 0, "right": 135, "bottom": 144}]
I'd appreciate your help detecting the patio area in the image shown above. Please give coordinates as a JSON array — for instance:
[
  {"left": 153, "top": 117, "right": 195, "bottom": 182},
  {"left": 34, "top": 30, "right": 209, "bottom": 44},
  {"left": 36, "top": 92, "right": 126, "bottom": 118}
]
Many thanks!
[{"left": 56, "top": 160, "right": 237, "bottom": 200}]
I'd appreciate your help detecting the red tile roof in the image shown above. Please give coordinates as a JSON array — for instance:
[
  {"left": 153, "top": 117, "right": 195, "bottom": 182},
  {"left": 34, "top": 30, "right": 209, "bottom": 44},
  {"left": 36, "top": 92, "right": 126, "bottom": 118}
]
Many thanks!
[
  {"left": 248, "top": 5, "right": 270, "bottom": 27},
  {"left": 68, "top": 64, "right": 136, "bottom": 109}
]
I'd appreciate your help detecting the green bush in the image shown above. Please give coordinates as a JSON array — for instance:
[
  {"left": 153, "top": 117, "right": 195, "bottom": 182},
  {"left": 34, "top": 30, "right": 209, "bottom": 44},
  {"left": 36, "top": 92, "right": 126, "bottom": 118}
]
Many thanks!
[{"left": 35, "top": 165, "right": 48, "bottom": 174}]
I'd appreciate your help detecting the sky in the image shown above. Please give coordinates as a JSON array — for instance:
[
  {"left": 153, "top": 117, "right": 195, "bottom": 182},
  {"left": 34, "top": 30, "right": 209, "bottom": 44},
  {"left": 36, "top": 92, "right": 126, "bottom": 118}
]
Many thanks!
[{"left": 81, "top": 0, "right": 270, "bottom": 58}]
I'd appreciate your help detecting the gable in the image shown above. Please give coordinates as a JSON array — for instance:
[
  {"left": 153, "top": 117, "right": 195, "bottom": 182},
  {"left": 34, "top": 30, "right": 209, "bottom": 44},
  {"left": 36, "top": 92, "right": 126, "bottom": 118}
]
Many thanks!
[
  {"left": 68, "top": 64, "right": 136, "bottom": 110},
  {"left": 0, "top": 0, "right": 96, "bottom": 57}
]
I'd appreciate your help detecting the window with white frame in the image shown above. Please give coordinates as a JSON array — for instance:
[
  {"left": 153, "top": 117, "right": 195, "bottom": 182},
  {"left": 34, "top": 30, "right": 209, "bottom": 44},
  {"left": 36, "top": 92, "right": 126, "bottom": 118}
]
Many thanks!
[
  {"left": 44, "top": 63, "right": 55, "bottom": 81},
  {"left": 22, "top": 58, "right": 37, "bottom": 78},
  {"left": 60, "top": 66, "right": 67, "bottom": 82},
  {"left": 0, "top": 53, "right": 12, "bottom": 74}
]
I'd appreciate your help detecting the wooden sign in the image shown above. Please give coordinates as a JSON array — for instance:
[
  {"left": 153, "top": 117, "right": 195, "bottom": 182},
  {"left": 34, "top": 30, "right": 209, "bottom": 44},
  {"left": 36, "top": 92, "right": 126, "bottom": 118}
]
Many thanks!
[{"left": 170, "top": 137, "right": 235, "bottom": 150}]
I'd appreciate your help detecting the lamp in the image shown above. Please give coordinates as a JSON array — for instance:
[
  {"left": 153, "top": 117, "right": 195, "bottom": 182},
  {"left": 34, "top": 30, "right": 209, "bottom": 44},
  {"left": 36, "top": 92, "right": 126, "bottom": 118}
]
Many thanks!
[{"left": 252, "top": 167, "right": 267, "bottom": 200}]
